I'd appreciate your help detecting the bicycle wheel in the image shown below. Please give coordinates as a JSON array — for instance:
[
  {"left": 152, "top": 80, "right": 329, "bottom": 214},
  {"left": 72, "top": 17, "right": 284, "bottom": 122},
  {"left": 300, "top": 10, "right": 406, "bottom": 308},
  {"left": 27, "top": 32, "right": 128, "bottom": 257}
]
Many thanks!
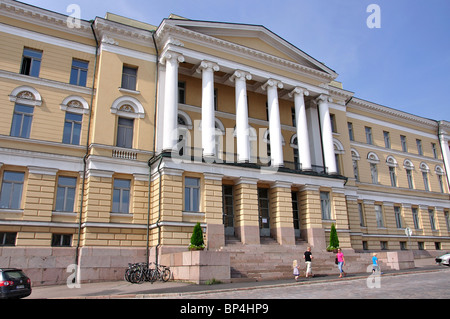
[
  {"left": 149, "top": 268, "right": 158, "bottom": 283},
  {"left": 161, "top": 268, "right": 171, "bottom": 282},
  {"left": 124, "top": 268, "right": 132, "bottom": 282}
]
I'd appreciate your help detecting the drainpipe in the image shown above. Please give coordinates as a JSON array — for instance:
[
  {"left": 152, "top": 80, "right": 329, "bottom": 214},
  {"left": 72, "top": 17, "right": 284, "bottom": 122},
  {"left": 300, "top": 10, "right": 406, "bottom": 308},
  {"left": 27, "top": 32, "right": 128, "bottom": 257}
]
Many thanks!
[
  {"left": 146, "top": 29, "right": 160, "bottom": 264},
  {"left": 437, "top": 121, "right": 450, "bottom": 191},
  {"left": 74, "top": 19, "right": 99, "bottom": 281}
]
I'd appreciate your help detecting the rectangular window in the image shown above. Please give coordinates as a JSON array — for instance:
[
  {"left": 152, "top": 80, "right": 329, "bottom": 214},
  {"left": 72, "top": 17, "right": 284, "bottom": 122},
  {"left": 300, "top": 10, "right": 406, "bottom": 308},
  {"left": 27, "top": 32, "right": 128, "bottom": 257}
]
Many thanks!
[
  {"left": 222, "top": 185, "right": 234, "bottom": 229},
  {"left": 406, "top": 169, "right": 414, "bottom": 189},
  {"left": 401, "top": 135, "right": 408, "bottom": 152},
  {"left": 432, "top": 143, "right": 438, "bottom": 159},
  {"left": 178, "top": 82, "right": 186, "bottom": 104},
  {"left": 438, "top": 175, "right": 445, "bottom": 193},
  {"left": 412, "top": 207, "right": 420, "bottom": 229},
  {"left": 291, "top": 107, "right": 296, "bottom": 127},
  {"left": 184, "top": 177, "right": 200, "bottom": 212},
  {"left": 121, "top": 66, "right": 137, "bottom": 91},
  {"left": 394, "top": 206, "right": 403, "bottom": 229},
  {"left": 0, "top": 171, "right": 25, "bottom": 210},
  {"left": 112, "top": 179, "right": 131, "bottom": 214},
  {"left": 422, "top": 172, "right": 430, "bottom": 192},
  {"left": 0, "top": 232, "right": 17, "bottom": 246},
  {"left": 429, "top": 209, "right": 436, "bottom": 231},
  {"left": 383, "top": 131, "right": 391, "bottom": 149},
  {"left": 291, "top": 192, "right": 300, "bottom": 231},
  {"left": 365, "top": 127, "right": 373, "bottom": 145},
  {"left": 358, "top": 202, "right": 365, "bottom": 227},
  {"left": 51, "top": 234, "right": 72, "bottom": 247},
  {"left": 330, "top": 114, "right": 337, "bottom": 133},
  {"left": 416, "top": 139, "right": 423, "bottom": 156},
  {"left": 389, "top": 167, "right": 397, "bottom": 187},
  {"left": 370, "top": 163, "right": 378, "bottom": 184},
  {"left": 116, "top": 117, "right": 134, "bottom": 149},
  {"left": 348, "top": 122, "right": 354, "bottom": 141},
  {"left": 445, "top": 211, "right": 450, "bottom": 231},
  {"left": 353, "top": 159, "right": 359, "bottom": 182},
  {"left": 62, "top": 112, "right": 82, "bottom": 145},
  {"left": 20, "top": 48, "right": 42, "bottom": 77},
  {"left": 55, "top": 176, "right": 77, "bottom": 212},
  {"left": 10, "top": 104, "right": 34, "bottom": 139},
  {"left": 320, "top": 191, "right": 331, "bottom": 220},
  {"left": 375, "top": 204, "right": 384, "bottom": 228},
  {"left": 70, "top": 59, "right": 88, "bottom": 86}
]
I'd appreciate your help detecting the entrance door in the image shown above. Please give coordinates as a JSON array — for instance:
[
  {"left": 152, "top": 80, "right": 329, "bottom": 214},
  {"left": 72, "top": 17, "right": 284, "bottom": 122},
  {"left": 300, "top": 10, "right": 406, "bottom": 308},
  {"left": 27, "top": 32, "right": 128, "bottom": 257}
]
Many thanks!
[
  {"left": 291, "top": 191, "right": 301, "bottom": 238},
  {"left": 222, "top": 185, "right": 235, "bottom": 236},
  {"left": 258, "top": 188, "right": 270, "bottom": 237}
]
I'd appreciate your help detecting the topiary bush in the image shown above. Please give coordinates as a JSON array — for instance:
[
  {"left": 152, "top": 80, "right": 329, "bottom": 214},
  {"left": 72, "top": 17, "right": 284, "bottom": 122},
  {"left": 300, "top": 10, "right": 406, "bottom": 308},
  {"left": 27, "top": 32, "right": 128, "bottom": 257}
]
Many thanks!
[
  {"left": 327, "top": 223, "right": 340, "bottom": 252},
  {"left": 189, "top": 222, "right": 205, "bottom": 250}
]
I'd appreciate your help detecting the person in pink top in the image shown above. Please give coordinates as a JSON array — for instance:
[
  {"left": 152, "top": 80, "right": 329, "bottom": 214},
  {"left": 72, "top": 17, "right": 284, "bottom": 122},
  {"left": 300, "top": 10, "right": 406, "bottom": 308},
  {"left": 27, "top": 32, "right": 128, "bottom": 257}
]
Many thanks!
[{"left": 336, "top": 248, "right": 346, "bottom": 278}]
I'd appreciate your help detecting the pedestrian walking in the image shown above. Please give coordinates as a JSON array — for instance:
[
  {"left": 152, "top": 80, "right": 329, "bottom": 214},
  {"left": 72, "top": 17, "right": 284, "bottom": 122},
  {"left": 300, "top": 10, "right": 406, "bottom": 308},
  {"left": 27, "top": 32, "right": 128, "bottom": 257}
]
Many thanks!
[
  {"left": 372, "top": 253, "right": 379, "bottom": 274},
  {"left": 303, "top": 247, "right": 314, "bottom": 278},
  {"left": 293, "top": 260, "right": 300, "bottom": 281},
  {"left": 336, "top": 248, "right": 346, "bottom": 278}
]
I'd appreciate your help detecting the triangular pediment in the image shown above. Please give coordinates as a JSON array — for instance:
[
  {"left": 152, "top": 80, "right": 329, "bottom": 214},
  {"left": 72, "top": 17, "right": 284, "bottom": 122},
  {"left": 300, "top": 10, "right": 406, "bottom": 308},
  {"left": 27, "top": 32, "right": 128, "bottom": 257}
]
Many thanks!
[{"left": 163, "top": 19, "right": 337, "bottom": 80}]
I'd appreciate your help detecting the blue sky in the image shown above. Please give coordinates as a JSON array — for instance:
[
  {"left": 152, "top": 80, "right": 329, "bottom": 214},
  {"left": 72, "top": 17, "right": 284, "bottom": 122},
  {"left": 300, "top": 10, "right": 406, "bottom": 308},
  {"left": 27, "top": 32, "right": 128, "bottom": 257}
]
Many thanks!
[{"left": 20, "top": 0, "right": 450, "bottom": 121}]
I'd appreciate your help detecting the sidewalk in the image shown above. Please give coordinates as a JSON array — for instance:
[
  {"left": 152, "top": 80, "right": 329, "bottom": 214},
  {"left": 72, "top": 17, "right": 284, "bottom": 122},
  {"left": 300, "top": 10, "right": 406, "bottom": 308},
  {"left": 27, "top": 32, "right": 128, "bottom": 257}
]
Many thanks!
[{"left": 27, "top": 258, "right": 446, "bottom": 299}]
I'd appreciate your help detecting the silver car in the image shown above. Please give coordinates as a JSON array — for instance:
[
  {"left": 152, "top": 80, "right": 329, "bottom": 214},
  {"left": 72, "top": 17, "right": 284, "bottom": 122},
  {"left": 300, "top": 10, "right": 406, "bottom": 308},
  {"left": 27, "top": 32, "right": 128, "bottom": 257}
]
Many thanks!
[{"left": 435, "top": 253, "right": 450, "bottom": 266}]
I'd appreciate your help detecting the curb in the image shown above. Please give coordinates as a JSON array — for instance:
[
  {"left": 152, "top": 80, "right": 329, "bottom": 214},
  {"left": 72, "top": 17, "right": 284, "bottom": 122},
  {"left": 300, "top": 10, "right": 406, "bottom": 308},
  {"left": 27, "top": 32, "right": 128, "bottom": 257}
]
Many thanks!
[{"left": 57, "top": 267, "right": 449, "bottom": 299}]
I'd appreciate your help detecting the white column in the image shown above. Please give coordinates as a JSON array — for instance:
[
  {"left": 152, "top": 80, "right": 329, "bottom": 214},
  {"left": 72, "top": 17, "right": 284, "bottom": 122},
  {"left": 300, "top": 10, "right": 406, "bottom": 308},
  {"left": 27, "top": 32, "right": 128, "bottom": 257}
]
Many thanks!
[
  {"left": 316, "top": 94, "right": 337, "bottom": 174},
  {"left": 289, "top": 87, "right": 312, "bottom": 171},
  {"left": 197, "top": 61, "right": 220, "bottom": 157},
  {"left": 161, "top": 51, "right": 185, "bottom": 152},
  {"left": 439, "top": 130, "right": 450, "bottom": 187},
  {"left": 230, "top": 70, "right": 252, "bottom": 163},
  {"left": 262, "top": 79, "right": 284, "bottom": 167}
]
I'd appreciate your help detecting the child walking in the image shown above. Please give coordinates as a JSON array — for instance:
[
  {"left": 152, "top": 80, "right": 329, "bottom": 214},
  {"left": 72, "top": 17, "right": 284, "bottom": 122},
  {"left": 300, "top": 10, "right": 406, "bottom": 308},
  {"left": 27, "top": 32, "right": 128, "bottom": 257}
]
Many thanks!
[{"left": 293, "top": 260, "right": 300, "bottom": 281}]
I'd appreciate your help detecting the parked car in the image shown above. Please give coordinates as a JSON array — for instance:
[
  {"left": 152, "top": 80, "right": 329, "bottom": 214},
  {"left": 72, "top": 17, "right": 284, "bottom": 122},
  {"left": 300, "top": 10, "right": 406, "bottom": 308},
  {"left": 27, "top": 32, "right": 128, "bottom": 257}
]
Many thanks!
[
  {"left": 0, "top": 269, "right": 32, "bottom": 299},
  {"left": 435, "top": 253, "right": 450, "bottom": 266}
]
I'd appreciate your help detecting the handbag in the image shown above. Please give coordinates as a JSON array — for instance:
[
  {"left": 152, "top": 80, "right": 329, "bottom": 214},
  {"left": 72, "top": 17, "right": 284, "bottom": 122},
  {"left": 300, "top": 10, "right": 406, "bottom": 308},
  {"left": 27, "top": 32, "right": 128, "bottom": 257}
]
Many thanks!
[{"left": 335, "top": 257, "right": 338, "bottom": 265}]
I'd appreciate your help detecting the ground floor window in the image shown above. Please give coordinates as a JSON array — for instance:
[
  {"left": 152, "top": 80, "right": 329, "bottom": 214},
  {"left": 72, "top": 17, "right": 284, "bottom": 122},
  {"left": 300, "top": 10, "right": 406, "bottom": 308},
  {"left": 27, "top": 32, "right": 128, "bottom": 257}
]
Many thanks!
[{"left": 184, "top": 177, "right": 200, "bottom": 212}]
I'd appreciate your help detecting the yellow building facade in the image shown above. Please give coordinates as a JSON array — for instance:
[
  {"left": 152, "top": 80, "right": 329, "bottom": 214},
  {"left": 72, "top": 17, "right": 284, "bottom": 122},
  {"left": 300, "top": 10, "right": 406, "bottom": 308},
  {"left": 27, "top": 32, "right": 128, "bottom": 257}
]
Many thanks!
[{"left": 0, "top": 0, "right": 449, "bottom": 284}]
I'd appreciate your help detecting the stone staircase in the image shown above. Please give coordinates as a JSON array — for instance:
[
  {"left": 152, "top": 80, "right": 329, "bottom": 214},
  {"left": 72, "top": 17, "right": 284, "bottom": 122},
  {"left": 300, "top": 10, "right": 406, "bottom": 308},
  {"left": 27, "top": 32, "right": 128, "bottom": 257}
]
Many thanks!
[{"left": 218, "top": 236, "right": 374, "bottom": 282}]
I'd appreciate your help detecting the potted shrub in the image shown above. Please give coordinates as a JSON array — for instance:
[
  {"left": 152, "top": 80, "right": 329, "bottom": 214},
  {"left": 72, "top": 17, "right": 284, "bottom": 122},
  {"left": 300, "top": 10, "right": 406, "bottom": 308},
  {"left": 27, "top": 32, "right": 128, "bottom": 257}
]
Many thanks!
[
  {"left": 327, "top": 223, "right": 340, "bottom": 252},
  {"left": 189, "top": 222, "right": 205, "bottom": 251}
]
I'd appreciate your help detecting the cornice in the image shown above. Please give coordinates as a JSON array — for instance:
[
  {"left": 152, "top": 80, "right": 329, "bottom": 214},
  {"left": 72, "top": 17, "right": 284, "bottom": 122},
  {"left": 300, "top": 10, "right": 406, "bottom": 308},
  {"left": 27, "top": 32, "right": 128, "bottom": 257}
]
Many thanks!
[
  {"left": 156, "top": 21, "right": 337, "bottom": 83},
  {"left": 348, "top": 97, "right": 438, "bottom": 131},
  {"left": 0, "top": 0, "right": 92, "bottom": 38}
]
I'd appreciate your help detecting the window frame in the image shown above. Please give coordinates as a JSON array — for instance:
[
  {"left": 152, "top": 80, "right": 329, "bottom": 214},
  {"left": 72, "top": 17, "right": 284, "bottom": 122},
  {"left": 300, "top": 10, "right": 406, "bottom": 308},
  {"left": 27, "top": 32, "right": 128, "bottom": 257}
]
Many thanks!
[
  {"left": 70, "top": 59, "right": 89, "bottom": 87},
  {"left": 121, "top": 65, "right": 138, "bottom": 91},
  {"left": 0, "top": 171, "right": 25, "bottom": 210},
  {"left": 112, "top": 178, "right": 131, "bottom": 214},
  {"left": 55, "top": 176, "right": 77, "bottom": 213},
  {"left": 320, "top": 191, "right": 332, "bottom": 220},
  {"left": 184, "top": 177, "right": 200, "bottom": 212},
  {"left": 20, "top": 48, "right": 42, "bottom": 77},
  {"left": 10, "top": 104, "right": 34, "bottom": 139},
  {"left": 62, "top": 112, "right": 83, "bottom": 145}
]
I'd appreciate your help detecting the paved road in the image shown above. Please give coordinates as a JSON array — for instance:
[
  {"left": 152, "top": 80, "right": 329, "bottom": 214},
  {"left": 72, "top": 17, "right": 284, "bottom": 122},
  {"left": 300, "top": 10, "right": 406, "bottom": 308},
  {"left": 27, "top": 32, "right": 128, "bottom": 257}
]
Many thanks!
[{"left": 152, "top": 269, "right": 450, "bottom": 299}]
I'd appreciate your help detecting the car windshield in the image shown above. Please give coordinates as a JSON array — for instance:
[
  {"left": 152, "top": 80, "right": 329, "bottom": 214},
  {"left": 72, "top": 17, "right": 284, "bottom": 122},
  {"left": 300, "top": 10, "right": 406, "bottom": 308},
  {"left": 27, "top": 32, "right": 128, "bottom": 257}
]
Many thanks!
[{"left": 3, "top": 271, "right": 26, "bottom": 280}]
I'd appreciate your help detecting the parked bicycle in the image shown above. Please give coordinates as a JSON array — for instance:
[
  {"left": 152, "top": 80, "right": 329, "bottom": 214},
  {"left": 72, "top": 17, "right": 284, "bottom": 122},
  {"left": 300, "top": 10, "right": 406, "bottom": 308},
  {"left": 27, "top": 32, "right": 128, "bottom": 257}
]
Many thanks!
[{"left": 124, "top": 262, "right": 171, "bottom": 284}]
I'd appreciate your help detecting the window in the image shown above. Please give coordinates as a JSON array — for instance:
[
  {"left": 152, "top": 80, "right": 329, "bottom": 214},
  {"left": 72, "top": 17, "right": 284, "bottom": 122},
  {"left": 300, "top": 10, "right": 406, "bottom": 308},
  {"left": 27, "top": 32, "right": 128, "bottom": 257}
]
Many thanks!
[
  {"left": 401, "top": 135, "right": 408, "bottom": 152},
  {"left": 422, "top": 171, "right": 430, "bottom": 192},
  {"left": 406, "top": 168, "right": 414, "bottom": 189},
  {"left": 178, "top": 82, "right": 186, "bottom": 104},
  {"left": 429, "top": 209, "right": 436, "bottom": 231},
  {"left": 112, "top": 179, "right": 131, "bottom": 214},
  {"left": 116, "top": 117, "right": 134, "bottom": 149},
  {"left": 55, "top": 176, "right": 77, "bottom": 212},
  {"left": 222, "top": 185, "right": 234, "bottom": 230},
  {"left": 394, "top": 206, "right": 403, "bottom": 228},
  {"left": 121, "top": 66, "right": 137, "bottom": 91},
  {"left": 380, "top": 241, "right": 388, "bottom": 250},
  {"left": 389, "top": 167, "right": 397, "bottom": 187},
  {"left": 365, "top": 127, "right": 373, "bottom": 145},
  {"left": 184, "top": 177, "right": 200, "bottom": 212},
  {"left": 320, "top": 192, "right": 331, "bottom": 220},
  {"left": 432, "top": 143, "right": 438, "bottom": 159},
  {"left": 370, "top": 163, "right": 378, "bottom": 184},
  {"left": 416, "top": 139, "right": 423, "bottom": 156},
  {"left": 10, "top": 104, "right": 34, "bottom": 138},
  {"left": 0, "top": 171, "right": 25, "bottom": 210},
  {"left": 358, "top": 202, "right": 365, "bottom": 227},
  {"left": 291, "top": 192, "right": 300, "bottom": 231},
  {"left": 20, "top": 48, "right": 42, "bottom": 77},
  {"left": 330, "top": 114, "right": 337, "bottom": 133},
  {"left": 291, "top": 108, "right": 296, "bottom": 127},
  {"left": 348, "top": 122, "right": 354, "bottom": 141},
  {"left": 353, "top": 159, "right": 359, "bottom": 181},
  {"left": 51, "top": 234, "right": 72, "bottom": 247},
  {"left": 70, "top": 59, "right": 88, "bottom": 86},
  {"left": 438, "top": 175, "right": 445, "bottom": 193},
  {"left": 412, "top": 207, "right": 420, "bottom": 229},
  {"left": 375, "top": 204, "right": 384, "bottom": 228},
  {"left": 62, "top": 112, "right": 82, "bottom": 145},
  {"left": 383, "top": 131, "right": 391, "bottom": 149},
  {"left": 0, "top": 232, "right": 17, "bottom": 246},
  {"left": 445, "top": 211, "right": 450, "bottom": 231}
]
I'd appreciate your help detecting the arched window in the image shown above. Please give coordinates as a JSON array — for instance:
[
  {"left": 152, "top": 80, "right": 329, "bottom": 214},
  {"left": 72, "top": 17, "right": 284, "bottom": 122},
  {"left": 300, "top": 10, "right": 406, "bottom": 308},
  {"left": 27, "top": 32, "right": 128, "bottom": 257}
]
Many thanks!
[{"left": 9, "top": 86, "right": 42, "bottom": 139}]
